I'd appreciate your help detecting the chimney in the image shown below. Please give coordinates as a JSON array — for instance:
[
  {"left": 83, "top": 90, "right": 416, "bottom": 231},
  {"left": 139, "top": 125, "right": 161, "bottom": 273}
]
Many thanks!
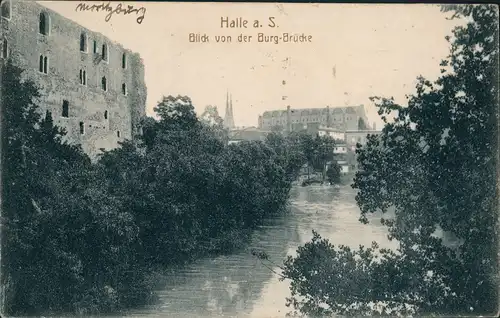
[{"left": 373, "top": 122, "right": 376, "bottom": 130}]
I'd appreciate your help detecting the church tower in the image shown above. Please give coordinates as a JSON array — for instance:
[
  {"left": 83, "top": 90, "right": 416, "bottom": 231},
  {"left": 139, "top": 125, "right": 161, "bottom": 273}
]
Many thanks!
[{"left": 224, "top": 91, "right": 235, "bottom": 129}]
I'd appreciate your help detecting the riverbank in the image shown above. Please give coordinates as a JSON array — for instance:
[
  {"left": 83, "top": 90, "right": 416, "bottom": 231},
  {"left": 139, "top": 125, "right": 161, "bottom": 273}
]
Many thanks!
[
  {"left": 117, "top": 205, "right": 293, "bottom": 315},
  {"left": 121, "top": 184, "right": 397, "bottom": 317},
  {"left": 2, "top": 81, "right": 302, "bottom": 316},
  {"left": 340, "top": 171, "right": 356, "bottom": 185},
  {"left": 295, "top": 171, "right": 356, "bottom": 187}
]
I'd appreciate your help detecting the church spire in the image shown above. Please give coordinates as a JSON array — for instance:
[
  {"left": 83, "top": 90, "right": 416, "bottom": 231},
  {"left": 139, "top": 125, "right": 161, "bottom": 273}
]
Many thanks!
[
  {"left": 224, "top": 91, "right": 235, "bottom": 129},
  {"left": 230, "top": 93, "right": 233, "bottom": 115}
]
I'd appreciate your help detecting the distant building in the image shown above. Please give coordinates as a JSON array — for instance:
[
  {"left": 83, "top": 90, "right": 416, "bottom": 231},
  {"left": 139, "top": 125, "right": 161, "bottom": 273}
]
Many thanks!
[
  {"left": 345, "top": 130, "right": 381, "bottom": 150},
  {"left": 0, "top": 0, "right": 147, "bottom": 158},
  {"left": 336, "top": 161, "right": 350, "bottom": 175},
  {"left": 258, "top": 105, "right": 371, "bottom": 132},
  {"left": 318, "top": 126, "right": 345, "bottom": 142},
  {"left": 344, "top": 130, "right": 382, "bottom": 170},
  {"left": 333, "top": 144, "right": 348, "bottom": 154},
  {"left": 332, "top": 143, "right": 349, "bottom": 174},
  {"left": 228, "top": 126, "right": 269, "bottom": 144}
]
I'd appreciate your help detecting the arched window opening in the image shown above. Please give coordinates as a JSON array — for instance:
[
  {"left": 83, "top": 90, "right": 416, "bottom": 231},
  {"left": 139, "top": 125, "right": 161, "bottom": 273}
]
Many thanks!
[
  {"left": 79, "top": 122, "right": 85, "bottom": 135},
  {"left": 122, "top": 83, "right": 127, "bottom": 96},
  {"left": 1, "top": 0, "right": 11, "bottom": 19},
  {"left": 101, "top": 76, "right": 107, "bottom": 91},
  {"left": 122, "top": 53, "right": 127, "bottom": 69},
  {"left": 62, "top": 100, "right": 69, "bottom": 118},
  {"left": 39, "top": 55, "right": 43, "bottom": 72},
  {"left": 79, "top": 69, "right": 87, "bottom": 85},
  {"left": 101, "top": 43, "right": 108, "bottom": 61},
  {"left": 1, "top": 38, "right": 8, "bottom": 58},
  {"left": 80, "top": 32, "right": 87, "bottom": 52},
  {"left": 43, "top": 56, "right": 48, "bottom": 74},
  {"left": 93, "top": 40, "right": 97, "bottom": 53},
  {"left": 104, "top": 110, "right": 108, "bottom": 120},
  {"left": 39, "top": 12, "right": 49, "bottom": 35},
  {"left": 38, "top": 55, "right": 46, "bottom": 73},
  {"left": 117, "top": 131, "right": 120, "bottom": 138}
]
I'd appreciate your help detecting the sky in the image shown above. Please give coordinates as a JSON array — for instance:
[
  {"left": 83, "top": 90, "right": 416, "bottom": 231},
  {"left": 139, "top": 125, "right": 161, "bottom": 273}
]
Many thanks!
[{"left": 40, "top": 1, "right": 463, "bottom": 128}]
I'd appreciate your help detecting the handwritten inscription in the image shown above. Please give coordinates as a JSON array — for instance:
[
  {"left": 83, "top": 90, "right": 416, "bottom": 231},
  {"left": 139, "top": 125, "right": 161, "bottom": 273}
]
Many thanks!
[{"left": 75, "top": 2, "right": 146, "bottom": 25}]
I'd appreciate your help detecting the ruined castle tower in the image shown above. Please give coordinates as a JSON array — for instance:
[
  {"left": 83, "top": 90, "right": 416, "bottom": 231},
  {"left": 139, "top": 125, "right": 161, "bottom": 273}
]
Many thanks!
[
  {"left": 1, "top": 1, "right": 147, "bottom": 159},
  {"left": 224, "top": 91, "right": 235, "bottom": 129}
]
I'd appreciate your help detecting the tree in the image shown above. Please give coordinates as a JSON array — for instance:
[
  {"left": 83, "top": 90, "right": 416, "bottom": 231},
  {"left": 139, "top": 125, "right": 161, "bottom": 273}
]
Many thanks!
[
  {"left": 1, "top": 60, "right": 149, "bottom": 316},
  {"left": 199, "top": 105, "right": 224, "bottom": 127},
  {"left": 326, "top": 163, "right": 341, "bottom": 184},
  {"left": 99, "top": 95, "right": 296, "bottom": 267},
  {"left": 265, "top": 131, "right": 337, "bottom": 181},
  {"left": 154, "top": 95, "right": 199, "bottom": 131},
  {"left": 311, "top": 135, "right": 336, "bottom": 180},
  {"left": 199, "top": 105, "right": 228, "bottom": 142},
  {"left": 281, "top": 4, "right": 498, "bottom": 316},
  {"left": 265, "top": 131, "right": 306, "bottom": 182},
  {"left": 1, "top": 60, "right": 300, "bottom": 316}
]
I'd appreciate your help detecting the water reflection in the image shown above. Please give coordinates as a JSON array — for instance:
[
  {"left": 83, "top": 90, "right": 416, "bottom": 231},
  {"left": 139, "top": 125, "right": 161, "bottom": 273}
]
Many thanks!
[{"left": 126, "top": 184, "right": 397, "bottom": 317}]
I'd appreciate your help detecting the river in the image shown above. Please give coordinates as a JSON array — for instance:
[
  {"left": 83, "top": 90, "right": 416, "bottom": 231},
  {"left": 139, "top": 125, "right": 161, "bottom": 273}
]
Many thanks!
[{"left": 126, "top": 184, "right": 399, "bottom": 318}]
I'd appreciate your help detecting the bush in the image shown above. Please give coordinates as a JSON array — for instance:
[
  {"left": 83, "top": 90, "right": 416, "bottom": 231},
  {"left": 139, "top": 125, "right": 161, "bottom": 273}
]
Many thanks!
[
  {"left": 1, "top": 64, "right": 299, "bottom": 316},
  {"left": 281, "top": 4, "right": 499, "bottom": 316}
]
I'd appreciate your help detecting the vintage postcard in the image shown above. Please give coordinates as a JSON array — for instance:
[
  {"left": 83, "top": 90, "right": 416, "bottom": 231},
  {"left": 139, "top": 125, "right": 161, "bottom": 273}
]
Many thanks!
[{"left": 0, "top": 1, "right": 498, "bottom": 317}]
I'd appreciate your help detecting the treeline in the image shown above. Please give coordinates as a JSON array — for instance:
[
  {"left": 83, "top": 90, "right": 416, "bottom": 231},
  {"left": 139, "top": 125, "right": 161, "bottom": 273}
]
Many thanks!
[
  {"left": 0, "top": 61, "right": 303, "bottom": 316},
  {"left": 265, "top": 130, "right": 341, "bottom": 183},
  {"left": 280, "top": 4, "right": 498, "bottom": 317}
]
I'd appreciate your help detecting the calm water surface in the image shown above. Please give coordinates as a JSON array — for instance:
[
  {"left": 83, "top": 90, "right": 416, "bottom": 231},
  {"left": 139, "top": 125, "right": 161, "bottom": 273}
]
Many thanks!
[{"left": 126, "top": 184, "right": 398, "bottom": 318}]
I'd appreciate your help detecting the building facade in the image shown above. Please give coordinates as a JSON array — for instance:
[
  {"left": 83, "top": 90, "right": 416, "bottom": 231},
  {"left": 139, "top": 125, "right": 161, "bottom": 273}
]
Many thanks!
[
  {"left": 332, "top": 143, "right": 349, "bottom": 174},
  {"left": 345, "top": 130, "right": 381, "bottom": 150},
  {"left": 0, "top": 0, "right": 147, "bottom": 157},
  {"left": 258, "top": 105, "right": 371, "bottom": 132},
  {"left": 227, "top": 127, "right": 269, "bottom": 144},
  {"left": 318, "top": 126, "right": 345, "bottom": 141}
]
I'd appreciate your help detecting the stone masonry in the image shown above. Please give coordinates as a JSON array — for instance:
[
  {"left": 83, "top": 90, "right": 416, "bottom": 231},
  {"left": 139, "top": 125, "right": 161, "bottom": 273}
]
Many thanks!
[{"left": 0, "top": 0, "right": 147, "bottom": 158}]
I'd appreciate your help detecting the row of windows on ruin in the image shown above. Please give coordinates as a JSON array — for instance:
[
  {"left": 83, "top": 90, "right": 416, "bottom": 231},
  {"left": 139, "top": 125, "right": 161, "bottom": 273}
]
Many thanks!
[
  {"left": 77, "top": 121, "right": 121, "bottom": 138},
  {"left": 79, "top": 33, "right": 128, "bottom": 69},
  {"left": 1, "top": 1, "right": 10, "bottom": 20},
  {"left": 77, "top": 121, "right": 120, "bottom": 138},
  {"left": 59, "top": 101, "right": 121, "bottom": 138},
  {"left": 0, "top": 39, "right": 128, "bottom": 95},
  {"left": 36, "top": 54, "right": 128, "bottom": 95},
  {"left": 0, "top": 1, "right": 129, "bottom": 69},
  {"left": 1, "top": 38, "right": 8, "bottom": 59}
]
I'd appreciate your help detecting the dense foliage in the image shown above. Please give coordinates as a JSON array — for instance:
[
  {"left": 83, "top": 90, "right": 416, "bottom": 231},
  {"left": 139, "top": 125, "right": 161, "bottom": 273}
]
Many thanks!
[
  {"left": 281, "top": 4, "right": 498, "bottom": 316},
  {"left": 265, "top": 130, "right": 339, "bottom": 182},
  {"left": 99, "top": 95, "right": 295, "bottom": 265},
  {"left": 326, "top": 163, "right": 340, "bottom": 184},
  {"left": 1, "top": 61, "right": 299, "bottom": 316}
]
